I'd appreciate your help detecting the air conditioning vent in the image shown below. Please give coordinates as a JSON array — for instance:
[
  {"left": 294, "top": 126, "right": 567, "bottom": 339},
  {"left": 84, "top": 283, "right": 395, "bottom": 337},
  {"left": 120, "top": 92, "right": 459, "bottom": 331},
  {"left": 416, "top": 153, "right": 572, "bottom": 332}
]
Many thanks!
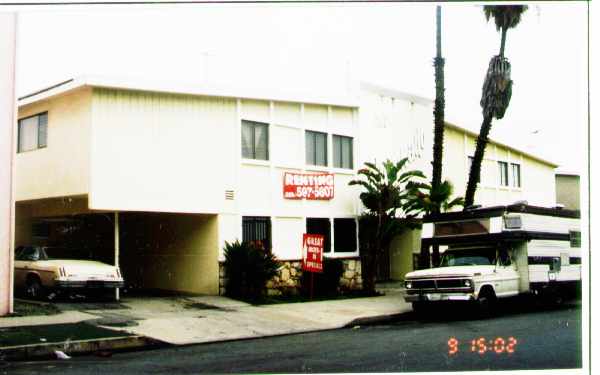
[{"left": 225, "top": 190, "right": 235, "bottom": 200}]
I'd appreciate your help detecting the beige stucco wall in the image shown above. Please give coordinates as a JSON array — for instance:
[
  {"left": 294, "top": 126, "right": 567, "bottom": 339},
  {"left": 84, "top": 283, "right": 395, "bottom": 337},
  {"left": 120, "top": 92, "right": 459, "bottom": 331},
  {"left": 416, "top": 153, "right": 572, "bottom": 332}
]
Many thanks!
[
  {"left": 16, "top": 88, "right": 92, "bottom": 202},
  {"left": 14, "top": 196, "right": 92, "bottom": 248},
  {"left": 120, "top": 213, "right": 219, "bottom": 294},
  {"left": 556, "top": 174, "right": 580, "bottom": 210},
  {"left": 440, "top": 126, "right": 556, "bottom": 208},
  {"left": 389, "top": 228, "right": 421, "bottom": 281},
  {"left": 89, "top": 88, "right": 238, "bottom": 214}
]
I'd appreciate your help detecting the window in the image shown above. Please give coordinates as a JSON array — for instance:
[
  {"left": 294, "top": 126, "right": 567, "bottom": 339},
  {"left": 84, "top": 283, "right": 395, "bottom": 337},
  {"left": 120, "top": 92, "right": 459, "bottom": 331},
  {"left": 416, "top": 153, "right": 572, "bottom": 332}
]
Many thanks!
[
  {"left": 306, "top": 218, "right": 331, "bottom": 253},
  {"left": 498, "top": 161, "right": 509, "bottom": 186},
  {"left": 334, "top": 218, "right": 357, "bottom": 253},
  {"left": 511, "top": 163, "right": 521, "bottom": 187},
  {"left": 467, "top": 156, "right": 479, "bottom": 183},
  {"left": 241, "top": 120, "right": 269, "bottom": 160},
  {"left": 242, "top": 216, "right": 271, "bottom": 250},
  {"left": 18, "top": 112, "right": 47, "bottom": 152},
  {"left": 333, "top": 135, "right": 353, "bottom": 169},
  {"left": 305, "top": 130, "right": 327, "bottom": 166}
]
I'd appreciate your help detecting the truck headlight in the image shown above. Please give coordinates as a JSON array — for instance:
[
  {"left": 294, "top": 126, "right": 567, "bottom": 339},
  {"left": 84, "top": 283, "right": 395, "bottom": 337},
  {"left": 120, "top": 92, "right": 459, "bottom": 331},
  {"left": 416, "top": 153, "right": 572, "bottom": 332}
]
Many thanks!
[
  {"left": 464, "top": 279, "right": 472, "bottom": 287},
  {"left": 405, "top": 281, "right": 412, "bottom": 289}
]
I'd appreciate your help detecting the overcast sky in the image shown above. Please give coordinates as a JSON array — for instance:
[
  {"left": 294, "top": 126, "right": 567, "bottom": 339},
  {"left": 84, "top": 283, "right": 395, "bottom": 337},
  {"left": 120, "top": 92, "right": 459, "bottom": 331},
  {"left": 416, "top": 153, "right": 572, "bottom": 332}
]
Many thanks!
[{"left": 11, "top": 1, "right": 589, "bottom": 173}]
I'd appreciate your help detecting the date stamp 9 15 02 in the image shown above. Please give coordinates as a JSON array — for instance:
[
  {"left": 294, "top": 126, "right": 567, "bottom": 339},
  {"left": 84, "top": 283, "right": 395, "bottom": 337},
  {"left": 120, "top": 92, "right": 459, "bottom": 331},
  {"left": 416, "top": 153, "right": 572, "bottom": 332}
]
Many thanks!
[{"left": 448, "top": 337, "right": 518, "bottom": 355}]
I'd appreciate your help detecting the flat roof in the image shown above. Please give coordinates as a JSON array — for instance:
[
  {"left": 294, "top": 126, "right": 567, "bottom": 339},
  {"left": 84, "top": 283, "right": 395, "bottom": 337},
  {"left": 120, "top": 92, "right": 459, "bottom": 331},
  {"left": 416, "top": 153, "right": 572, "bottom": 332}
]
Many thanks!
[{"left": 18, "top": 75, "right": 360, "bottom": 108}]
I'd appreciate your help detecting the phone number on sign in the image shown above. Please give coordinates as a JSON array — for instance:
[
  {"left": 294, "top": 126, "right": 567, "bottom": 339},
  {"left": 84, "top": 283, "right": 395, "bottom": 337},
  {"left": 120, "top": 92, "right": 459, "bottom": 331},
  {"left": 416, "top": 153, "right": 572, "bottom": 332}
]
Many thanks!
[{"left": 295, "top": 186, "right": 334, "bottom": 199}]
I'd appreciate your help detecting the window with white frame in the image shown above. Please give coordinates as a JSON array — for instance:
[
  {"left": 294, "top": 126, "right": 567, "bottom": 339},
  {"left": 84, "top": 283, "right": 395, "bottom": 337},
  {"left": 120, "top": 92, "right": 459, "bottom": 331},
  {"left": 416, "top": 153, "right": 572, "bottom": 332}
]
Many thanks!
[
  {"left": 241, "top": 120, "right": 269, "bottom": 160},
  {"left": 498, "top": 161, "right": 509, "bottom": 186},
  {"left": 511, "top": 163, "right": 521, "bottom": 188},
  {"left": 18, "top": 112, "right": 47, "bottom": 153},
  {"left": 333, "top": 218, "right": 357, "bottom": 253},
  {"left": 305, "top": 130, "right": 327, "bottom": 166},
  {"left": 333, "top": 135, "right": 353, "bottom": 169}
]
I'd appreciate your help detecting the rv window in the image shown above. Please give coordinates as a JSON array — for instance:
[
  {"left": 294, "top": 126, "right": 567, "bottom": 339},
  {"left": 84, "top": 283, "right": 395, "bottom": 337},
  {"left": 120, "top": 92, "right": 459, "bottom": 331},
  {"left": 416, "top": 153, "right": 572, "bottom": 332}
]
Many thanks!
[{"left": 434, "top": 219, "right": 490, "bottom": 236}]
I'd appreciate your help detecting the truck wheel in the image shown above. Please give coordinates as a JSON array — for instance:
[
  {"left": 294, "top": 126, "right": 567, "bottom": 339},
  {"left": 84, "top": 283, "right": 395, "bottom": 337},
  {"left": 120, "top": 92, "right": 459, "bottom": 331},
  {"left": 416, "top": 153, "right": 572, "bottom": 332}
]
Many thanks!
[
  {"left": 412, "top": 302, "right": 429, "bottom": 315},
  {"left": 476, "top": 288, "right": 496, "bottom": 318},
  {"left": 26, "top": 276, "right": 46, "bottom": 300}
]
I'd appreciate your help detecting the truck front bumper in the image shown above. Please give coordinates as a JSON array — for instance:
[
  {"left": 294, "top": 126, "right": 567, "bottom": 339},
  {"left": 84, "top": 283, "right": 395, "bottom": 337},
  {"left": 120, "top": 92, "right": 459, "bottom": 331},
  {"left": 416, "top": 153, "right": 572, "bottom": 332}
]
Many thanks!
[{"left": 404, "top": 292, "right": 475, "bottom": 302}]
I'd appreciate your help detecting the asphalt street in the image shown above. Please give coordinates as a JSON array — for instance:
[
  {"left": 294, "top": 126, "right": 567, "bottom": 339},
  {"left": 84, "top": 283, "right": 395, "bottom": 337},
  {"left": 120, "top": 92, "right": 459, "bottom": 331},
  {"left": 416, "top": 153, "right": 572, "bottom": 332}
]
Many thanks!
[{"left": 4, "top": 300, "right": 582, "bottom": 374}]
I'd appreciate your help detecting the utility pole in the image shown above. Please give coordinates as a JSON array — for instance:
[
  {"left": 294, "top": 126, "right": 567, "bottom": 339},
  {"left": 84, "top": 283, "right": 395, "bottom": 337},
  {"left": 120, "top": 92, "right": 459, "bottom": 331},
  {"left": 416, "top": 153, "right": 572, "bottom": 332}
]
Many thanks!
[{"left": 0, "top": 13, "right": 17, "bottom": 316}]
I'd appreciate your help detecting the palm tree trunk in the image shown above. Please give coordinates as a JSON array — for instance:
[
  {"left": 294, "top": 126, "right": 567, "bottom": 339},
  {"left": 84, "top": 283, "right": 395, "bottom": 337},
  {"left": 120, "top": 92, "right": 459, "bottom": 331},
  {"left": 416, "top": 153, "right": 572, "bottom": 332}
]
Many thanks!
[
  {"left": 499, "top": 26, "right": 507, "bottom": 57},
  {"left": 430, "top": 6, "right": 445, "bottom": 266},
  {"left": 431, "top": 244, "right": 441, "bottom": 267},
  {"left": 432, "top": 5, "right": 445, "bottom": 201},
  {"left": 464, "top": 115, "right": 493, "bottom": 208}
]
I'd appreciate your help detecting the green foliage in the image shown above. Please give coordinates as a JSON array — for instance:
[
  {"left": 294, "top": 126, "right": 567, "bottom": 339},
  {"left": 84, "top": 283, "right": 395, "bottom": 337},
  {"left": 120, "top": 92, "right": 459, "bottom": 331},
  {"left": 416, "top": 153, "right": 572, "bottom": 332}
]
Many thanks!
[
  {"left": 349, "top": 158, "right": 426, "bottom": 216},
  {"left": 300, "top": 258, "right": 344, "bottom": 297},
  {"left": 349, "top": 159, "right": 427, "bottom": 292},
  {"left": 484, "top": 5, "right": 528, "bottom": 32},
  {"left": 223, "top": 240, "right": 279, "bottom": 300},
  {"left": 405, "top": 179, "right": 465, "bottom": 216}
]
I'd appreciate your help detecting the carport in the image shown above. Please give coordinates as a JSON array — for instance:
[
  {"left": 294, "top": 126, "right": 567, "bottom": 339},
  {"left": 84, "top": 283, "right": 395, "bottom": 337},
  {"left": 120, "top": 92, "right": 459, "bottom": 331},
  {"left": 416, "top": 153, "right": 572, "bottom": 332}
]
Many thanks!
[{"left": 15, "top": 196, "right": 220, "bottom": 298}]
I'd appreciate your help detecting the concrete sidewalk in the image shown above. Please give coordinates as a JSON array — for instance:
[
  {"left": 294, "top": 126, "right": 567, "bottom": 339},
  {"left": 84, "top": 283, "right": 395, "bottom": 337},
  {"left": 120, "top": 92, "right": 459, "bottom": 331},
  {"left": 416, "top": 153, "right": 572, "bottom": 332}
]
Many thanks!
[{"left": 0, "top": 286, "right": 410, "bottom": 359}]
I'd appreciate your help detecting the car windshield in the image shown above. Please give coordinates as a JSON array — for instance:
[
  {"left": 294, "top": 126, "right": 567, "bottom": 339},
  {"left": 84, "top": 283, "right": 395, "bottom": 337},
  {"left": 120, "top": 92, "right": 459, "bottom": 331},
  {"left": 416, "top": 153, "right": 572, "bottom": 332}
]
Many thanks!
[{"left": 439, "top": 248, "right": 496, "bottom": 267}]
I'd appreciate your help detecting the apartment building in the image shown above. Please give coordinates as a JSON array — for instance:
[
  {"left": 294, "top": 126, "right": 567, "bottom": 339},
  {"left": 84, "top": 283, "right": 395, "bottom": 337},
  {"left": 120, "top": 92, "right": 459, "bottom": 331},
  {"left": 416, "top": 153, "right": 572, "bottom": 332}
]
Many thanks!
[{"left": 14, "top": 76, "right": 559, "bottom": 294}]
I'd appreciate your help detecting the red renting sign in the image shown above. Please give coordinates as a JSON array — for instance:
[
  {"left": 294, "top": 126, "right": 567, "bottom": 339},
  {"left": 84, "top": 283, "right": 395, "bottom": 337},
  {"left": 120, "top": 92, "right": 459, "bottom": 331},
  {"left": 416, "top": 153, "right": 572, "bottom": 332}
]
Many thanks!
[
  {"left": 283, "top": 172, "right": 334, "bottom": 200},
  {"left": 302, "top": 234, "right": 324, "bottom": 273}
]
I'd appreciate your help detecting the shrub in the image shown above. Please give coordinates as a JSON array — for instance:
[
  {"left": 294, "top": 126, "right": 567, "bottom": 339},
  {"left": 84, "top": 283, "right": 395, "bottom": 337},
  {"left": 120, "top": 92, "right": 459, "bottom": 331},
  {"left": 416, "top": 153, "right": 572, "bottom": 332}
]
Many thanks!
[
  {"left": 223, "top": 240, "right": 279, "bottom": 300},
  {"left": 300, "top": 257, "right": 344, "bottom": 297}
]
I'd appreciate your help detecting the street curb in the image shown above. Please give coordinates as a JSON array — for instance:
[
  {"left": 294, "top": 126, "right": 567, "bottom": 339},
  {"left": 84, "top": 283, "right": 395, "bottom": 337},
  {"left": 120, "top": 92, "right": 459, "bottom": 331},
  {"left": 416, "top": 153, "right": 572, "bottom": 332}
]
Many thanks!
[
  {"left": 0, "top": 335, "right": 167, "bottom": 361},
  {"left": 343, "top": 311, "right": 412, "bottom": 328}
]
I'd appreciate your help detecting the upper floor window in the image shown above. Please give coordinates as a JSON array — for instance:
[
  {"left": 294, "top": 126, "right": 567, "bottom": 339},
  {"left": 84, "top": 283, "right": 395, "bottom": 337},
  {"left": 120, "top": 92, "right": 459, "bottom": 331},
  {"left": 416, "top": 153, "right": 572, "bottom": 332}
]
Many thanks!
[
  {"left": 511, "top": 163, "right": 521, "bottom": 188},
  {"left": 18, "top": 112, "right": 47, "bottom": 153},
  {"left": 306, "top": 130, "right": 327, "bottom": 167},
  {"left": 241, "top": 120, "right": 269, "bottom": 160},
  {"left": 498, "top": 161, "right": 509, "bottom": 186},
  {"left": 333, "top": 135, "right": 353, "bottom": 169}
]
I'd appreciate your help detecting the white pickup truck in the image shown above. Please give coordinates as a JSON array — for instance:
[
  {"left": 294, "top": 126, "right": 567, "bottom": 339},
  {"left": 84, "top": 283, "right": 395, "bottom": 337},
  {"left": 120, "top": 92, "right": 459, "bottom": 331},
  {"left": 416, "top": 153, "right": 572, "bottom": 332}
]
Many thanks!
[{"left": 403, "top": 203, "right": 581, "bottom": 314}]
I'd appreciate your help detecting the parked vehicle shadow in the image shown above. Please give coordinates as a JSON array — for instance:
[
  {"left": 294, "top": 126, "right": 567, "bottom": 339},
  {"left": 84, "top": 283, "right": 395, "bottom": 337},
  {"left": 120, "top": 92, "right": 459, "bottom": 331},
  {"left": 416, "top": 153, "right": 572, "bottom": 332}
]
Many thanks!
[{"left": 403, "top": 295, "right": 581, "bottom": 323}]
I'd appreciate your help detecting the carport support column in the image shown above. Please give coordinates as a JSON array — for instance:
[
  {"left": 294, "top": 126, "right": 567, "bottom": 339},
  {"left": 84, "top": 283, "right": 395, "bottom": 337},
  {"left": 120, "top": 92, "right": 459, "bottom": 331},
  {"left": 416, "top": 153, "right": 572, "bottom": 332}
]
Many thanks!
[{"left": 114, "top": 212, "right": 120, "bottom": 301}]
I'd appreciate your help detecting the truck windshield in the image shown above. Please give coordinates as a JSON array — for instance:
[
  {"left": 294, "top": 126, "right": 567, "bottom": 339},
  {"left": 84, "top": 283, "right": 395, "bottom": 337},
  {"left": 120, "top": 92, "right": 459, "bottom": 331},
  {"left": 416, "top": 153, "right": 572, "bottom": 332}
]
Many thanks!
[{"left": 439, "top": 248, "right": 496, "bottom": 267}]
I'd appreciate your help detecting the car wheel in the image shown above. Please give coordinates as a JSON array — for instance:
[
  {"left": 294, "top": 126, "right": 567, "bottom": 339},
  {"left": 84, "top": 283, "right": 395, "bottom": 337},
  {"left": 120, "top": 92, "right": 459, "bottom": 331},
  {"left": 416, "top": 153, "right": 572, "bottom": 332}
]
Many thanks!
[{"left": 26, "top": 276, "right": 45, "bottom": 300}]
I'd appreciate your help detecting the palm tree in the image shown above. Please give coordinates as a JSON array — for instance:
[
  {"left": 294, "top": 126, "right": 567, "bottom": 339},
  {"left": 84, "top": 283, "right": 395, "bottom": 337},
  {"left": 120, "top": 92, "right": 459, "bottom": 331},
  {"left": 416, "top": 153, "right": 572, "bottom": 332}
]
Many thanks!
[
  {"left": 430, "top": 5, "right": 446, "bottom": 268},
  {"left": 405, "top": 180, "right": 465, "bottom": 217},
  {"left": 464, "top": 5, "right": 528, "bottom": 208},
  {"left": 404, "top": 179, "right": 464, "bottom": 267},
  {"left": 431, "top": 5, "right": 445, "bottom": 202},
  {"left": 349, "top": 158, "right": 426, "bottom": 294}
]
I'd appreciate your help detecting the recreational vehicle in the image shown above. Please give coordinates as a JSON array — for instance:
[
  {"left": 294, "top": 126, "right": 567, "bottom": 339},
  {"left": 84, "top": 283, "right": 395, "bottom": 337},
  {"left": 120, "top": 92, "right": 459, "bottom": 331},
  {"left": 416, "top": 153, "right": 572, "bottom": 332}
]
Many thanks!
[{"left": 404, "top": 204, "right": 581, "bottom": 314}]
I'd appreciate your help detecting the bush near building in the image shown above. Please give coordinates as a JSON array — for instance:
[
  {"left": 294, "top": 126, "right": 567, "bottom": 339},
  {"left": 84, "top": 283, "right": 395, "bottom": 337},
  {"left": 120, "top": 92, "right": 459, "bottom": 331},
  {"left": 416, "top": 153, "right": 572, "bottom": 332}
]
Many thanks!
[{"left": 223, "top": 241, "right": 278, "bottom": 301}]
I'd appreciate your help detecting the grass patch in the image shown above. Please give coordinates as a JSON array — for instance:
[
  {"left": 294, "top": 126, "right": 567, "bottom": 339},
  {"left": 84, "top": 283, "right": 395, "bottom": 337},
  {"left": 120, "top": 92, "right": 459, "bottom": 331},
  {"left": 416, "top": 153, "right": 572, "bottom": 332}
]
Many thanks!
[
  {"left": 0, "top": 322, "right": 131, "bottom": 347},
  {"left": 11, "top": 300, "right": 60, "bottom": 317},
  {"left": 237, "top": 290, "right": 383, "bottom": 305}
]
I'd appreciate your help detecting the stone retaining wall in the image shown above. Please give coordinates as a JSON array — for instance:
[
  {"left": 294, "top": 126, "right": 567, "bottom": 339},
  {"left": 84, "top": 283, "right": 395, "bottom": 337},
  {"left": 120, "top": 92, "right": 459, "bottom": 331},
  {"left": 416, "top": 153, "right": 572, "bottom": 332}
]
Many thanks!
[{"left": 218, "top": 258, "right": 362, "bottom": 296}]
